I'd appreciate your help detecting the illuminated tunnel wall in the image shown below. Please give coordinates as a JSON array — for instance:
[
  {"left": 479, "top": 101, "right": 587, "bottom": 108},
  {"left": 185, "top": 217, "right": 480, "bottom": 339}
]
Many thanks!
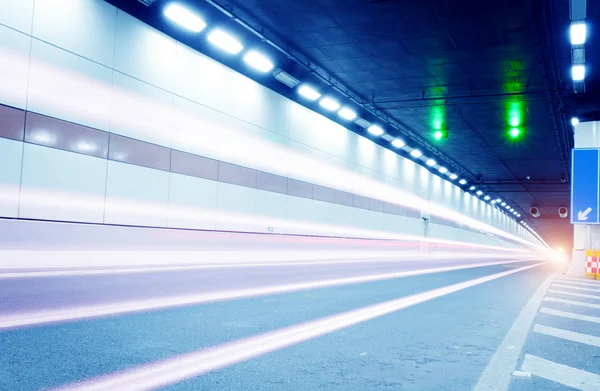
[{"left": 0, "top": 0, "right": 543, "bottom": 249}]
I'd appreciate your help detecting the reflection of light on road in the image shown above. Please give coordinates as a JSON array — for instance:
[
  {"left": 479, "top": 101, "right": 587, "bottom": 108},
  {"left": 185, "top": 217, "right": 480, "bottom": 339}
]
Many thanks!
[
  {"left": 52, "top": 262, "right": 547, "bottom": 391},
  {"left": 0, "top": 259, "right": 535, "bottom": 330}
]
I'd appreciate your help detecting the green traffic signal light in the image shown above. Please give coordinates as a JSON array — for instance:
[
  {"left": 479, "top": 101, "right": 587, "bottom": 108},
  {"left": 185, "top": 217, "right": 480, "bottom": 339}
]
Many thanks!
[
  {"left": 509, "top": 127, "right": 521, "bottom": 139},
  {"left": 433, "top": 130, "right": 448, "bottom": 140}
]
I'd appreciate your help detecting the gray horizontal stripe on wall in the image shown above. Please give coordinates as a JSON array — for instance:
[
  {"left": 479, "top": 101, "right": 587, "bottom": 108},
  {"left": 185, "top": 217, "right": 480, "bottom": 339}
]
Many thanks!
[
  {"left": 313, "top": 185, "right": 335, "bottom": 203},
  {"left": 0, "top": 105, "right": 501, "bottom": 239},
  {"left": 25, "top": 112, "right": 109, "bottom": 159},
  {"left": 0, "top": 104, "right": 25, "bottom": 141},
  {"left": 170, "top": 150, "right": 218, "bottom": 181},
  {"left": 370, "top": 199, "right": 384, "bottom": 213},
  {"left": 256, "top": 171, "right": 287, "bottom": 195},
  {"left": 108, "top": 133, "right": 171, "bottom": 171},
  {"left": 353, "top": 195, "right": 370, "bottom": 210},
  {"left": 335, "top": 190, "right": 354, "bottom": 207},
  {"left": 218, "top": 161, "right": 257, "bottom": 188},
  {"left": 286, "top": 178, "right": 313, "bottom": 199}
]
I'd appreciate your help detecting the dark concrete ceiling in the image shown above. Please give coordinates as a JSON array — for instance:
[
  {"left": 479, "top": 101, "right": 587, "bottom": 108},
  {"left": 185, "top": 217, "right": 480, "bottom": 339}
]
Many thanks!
[{"left": 108, "top": 0, "right": 599, "bottom": 249}]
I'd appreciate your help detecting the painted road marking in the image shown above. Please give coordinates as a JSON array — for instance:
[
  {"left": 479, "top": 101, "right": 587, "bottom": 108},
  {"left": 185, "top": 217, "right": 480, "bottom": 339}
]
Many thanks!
[
  {"left": 0, "top": 260, "right": 536, "bottom": 330},
  {"left": 534, "top": 324, "right": 600, "bottom": 348},
  {"left": 558, "top": 276, "right": 600, "bottom": 284},
  {"left": 544, "top": 297, "right": 600, "bottom": 309},
  {"left": 552, "top": 283, "right": 600, "bottom": 293},
  {"left": 521, "top": 354, "right": 600, "bottom": 391},
  {"left": 540, "top": 307, "right": 600, "bottom": 324},
  {"left": 555, "top": 279, "right": 600, "bottom": 287},
  {"left": 548, "top": 289, "right": 600, "bottom": 300},
  {"left": 474, "top": 274, "right": 555, "bottom": 391},
  {"left": 51, "top": 262, "right": 546, "bottom": 391}
]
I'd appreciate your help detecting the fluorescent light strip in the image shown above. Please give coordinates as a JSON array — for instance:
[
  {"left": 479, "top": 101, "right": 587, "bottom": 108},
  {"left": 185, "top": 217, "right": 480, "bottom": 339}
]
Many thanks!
[
  {"left": 367, "top": 125, "right": 384, "bottom": 136},
  {"left": 410, "top": 149, "right": 422, "bottom": 158},
  {"left": 570, "top": 22, "right": 587, "bottom": 45},
  {"left": 391, "top": 138, "right": 405, "bottom": 148},
  {"left": 54, "top": 262, "right": 546, "bottom": 391},
  {"left": 0, "top": 259, "right": 533, "bottom": 330},
  {"left": 298, "top": 85, "right": 321, "bottom": 100},
  {"left": 319, "top": 97, "right": 340, "bottom": 111},
  {"left": 207, "top": 29, "right": 243, "bottom": 54},
  {"left": 163, "top": 3, "right": 206, "bottom": 32},
  {"left": 243, "top": 51, "right": 274, "bottom": 72},
  {"left": 572, "top": 64, "right": 585, "bottom": 81},
  {"left": 338, "top": 108, "right": 357, "bottom": 120}
]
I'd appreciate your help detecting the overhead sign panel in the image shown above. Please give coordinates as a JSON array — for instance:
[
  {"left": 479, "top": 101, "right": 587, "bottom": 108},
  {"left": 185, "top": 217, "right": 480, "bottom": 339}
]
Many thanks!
[{"left": 571, "top": 148, "right": 600, "bottom": 224}]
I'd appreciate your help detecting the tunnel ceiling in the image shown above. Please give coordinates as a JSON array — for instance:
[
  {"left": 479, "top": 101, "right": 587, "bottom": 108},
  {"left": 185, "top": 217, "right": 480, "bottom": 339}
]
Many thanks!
[{"left": 108, "top": 0, "right": 600, "bottom": 249}]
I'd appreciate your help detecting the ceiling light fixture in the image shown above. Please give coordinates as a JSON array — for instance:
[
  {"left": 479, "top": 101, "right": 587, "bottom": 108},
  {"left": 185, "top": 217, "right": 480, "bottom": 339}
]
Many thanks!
[
  {"left": 458, "top": 179, "right": 466, "bottom": 185},
  {"left": 319, "top": 97, "right": 340, "bottom": 111},
  {"left": 439, "top": 167, "right": 448, "bottom": 174},
  {"left": 476, "top": 190, "right": 483, "bottom": 196},
  {"left": 243, "top": 51, "right": 274, "bottom": 72},
  {"left": 163, "top": 3, "right": 206, "bottom": 32},
  {"left": 298, "top": 85, "right": 321, "bottom": 101},
  {"left": 426, "top": 159, "right": 436, "bottom": 167},
  {"left": 449, "top": 174, "right": 458, "bottom": 180},
  {"left": 571, "top": 117, "right": 580, "bottom": 126},
  {"left": 410, "top": 149, "right": 423, "bottom": 158},
  {"left": 570, "top": 22, "right": 587, "bottom": 45},
  {"left": 207, "top": 29, "right": 243, "bottom": 54},
  {"left": 391, "top": 138, "right": 405, "bottom": 148},
  {"left": 338, "top": 107, "right": 357, "bottom": 120},
  {"left": 484, "top": 195, "right": 490, "bottom": 200},
  {"left": 572, "top": 64, "right": 586, "bottom": 81},
  {"left": 367, "top": 125, "right": 384, "bottom": 137}
]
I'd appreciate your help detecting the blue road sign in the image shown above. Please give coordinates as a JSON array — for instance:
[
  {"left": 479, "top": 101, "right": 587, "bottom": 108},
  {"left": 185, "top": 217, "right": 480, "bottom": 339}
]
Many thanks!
[{"left": 571, "top": 148, "right": 600, "bottom": 224}]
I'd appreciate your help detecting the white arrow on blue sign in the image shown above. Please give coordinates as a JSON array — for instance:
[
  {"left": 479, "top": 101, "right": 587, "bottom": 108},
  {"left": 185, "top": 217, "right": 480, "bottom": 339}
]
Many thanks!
[{"left": 571, "top": 148, "right": 600, "bottom": 224}]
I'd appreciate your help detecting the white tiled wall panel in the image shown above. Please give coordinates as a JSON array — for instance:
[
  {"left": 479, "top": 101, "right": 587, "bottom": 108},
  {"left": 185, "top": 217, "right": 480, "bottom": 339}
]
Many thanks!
[
  {"left": 0, "top": 0, "right": 34, "bottom": 34},
  {"left": 167, "top": 173, "right": 218, "bottom": 230},
  {"left": 19, "top": 144, "right": 107, "bottom": 222},
  {"left": 114, "top": 10, "right": 177, "bottom": 91},
  {"left": 215, "top": 182, "right": 257, "bottom": 233},
  {"left": 27, "top": 39, "right": 112, "bottom": 131},
  {"left": 110, "top": 72, "right": 174, "bottom": 146},
  {"left": 0, "top": 25, "right": 30, "bottom": 109},
  {"left": 254, "top": 191, "right": 287, "bottom": 234},
  {"left": 104, "top": 161, "right": 170, "bottom": 227},
  {"left": 0, "top": 138, "right": 23, "bottom": 217},
  {"left": 32, "top": 0, "right": 117, "bottom": 67}
]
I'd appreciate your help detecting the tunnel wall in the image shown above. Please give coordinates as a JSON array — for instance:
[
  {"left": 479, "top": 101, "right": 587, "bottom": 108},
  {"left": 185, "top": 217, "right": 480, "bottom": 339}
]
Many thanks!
[{"left": 0, "top": 0, "right": 540, "bottom": 248}]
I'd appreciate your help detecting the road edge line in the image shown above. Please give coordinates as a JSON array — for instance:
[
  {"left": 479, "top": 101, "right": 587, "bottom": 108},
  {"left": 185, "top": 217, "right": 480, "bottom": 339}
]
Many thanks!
[{"left": 472, "top": 272, "right": 555, "bottom": 391}]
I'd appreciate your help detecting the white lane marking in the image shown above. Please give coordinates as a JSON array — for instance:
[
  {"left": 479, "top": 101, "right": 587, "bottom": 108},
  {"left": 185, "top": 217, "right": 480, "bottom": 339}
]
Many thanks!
[
  {"left": 540, "top": 308, "right": 600, "bottom": 324},
  {"left": 552, "top": 284, "right": 600, "bottom": 293},
  {"left": 556, "top": 276, "right": 600, "bottom": 285},
  {"left": 474, "top": 274, "right": 555, "bottom": 391},
  {"left": 52, "top": 262, "right": 546, "bottom": 391},
  {"left": 548, "top": 289, "right": 600, "bottom": 300},
  {"left": 543, "top": 297, "right": 600, "bottom": 309},
  {"left": 521, "top": 354, "right": 600, "bottom": 391},
  {"left": 511, "top": 370, "right": 531, "bottom": 379},
  {"left": 0, "top": 258, "right": 530, "bottom": 279},
  {"left": 555, "top": 279, "right": 600, "bottom": 287},
  {"left": 534, "top": 324, "right": 600, "bottom": 348},
  {"left": 0, "top": 259, "right": 533, "bottom": 330}
]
